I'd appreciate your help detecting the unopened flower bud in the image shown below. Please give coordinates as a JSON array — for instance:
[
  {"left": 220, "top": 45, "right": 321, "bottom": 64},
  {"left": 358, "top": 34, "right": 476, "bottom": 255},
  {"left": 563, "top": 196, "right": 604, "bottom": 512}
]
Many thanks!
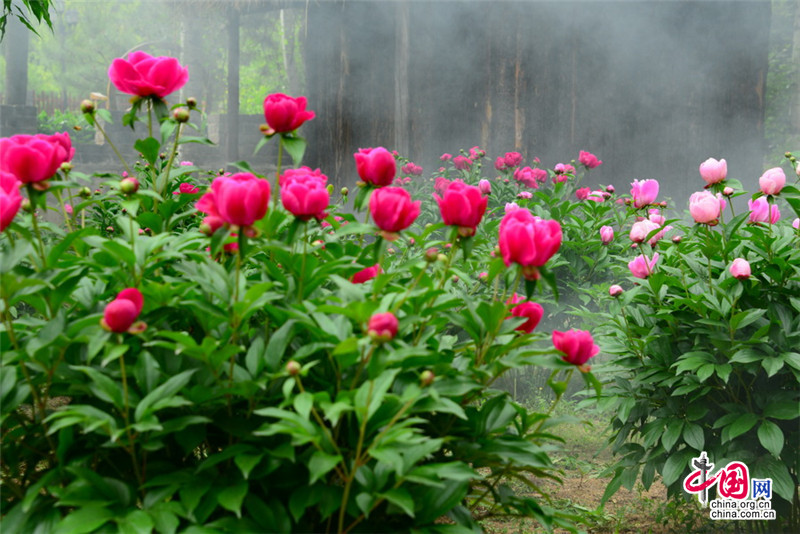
[
  {"left": 609, "top": 284, "right": 624, "bottom": 297},
  {"left": 80, "top": 186, "right": 92, "bottom": 198},
  {"left": 21, "top": 198, "right": 32, "bottom": 212},
  {"left": 60, "top": 162, "right": 73, "bottom": 173},
  {"left": 425, "top": 248, "right": 438, "bottom": 262},
  {"left": 606, "top": 184, "right": 615, "bottom": 193},
  {"left": 186, "top": 97, "right": 197, "bottom": 109},
  {"left": 722, "top": 186, "right": 734, "bottom": 196},
  {"left": 173, "top": 108, "right": 190, "bottom": 123},
  {"left": 785, "top": 152, "right": 792, "bottom": 159},
  {"left": 144, "top": 228, "right": 152, "bottom": 235},
  {"left": 106, "top": 226, "right": 114, "bottom": 233},
  {"left": 138, "top": 229, "right": 144, "bottom": 235},
  {"left": 420, "top": 370, "right": 435, "bottom": 387},
  {"left": 80, "top": 99, "right": 95, "bottom": 114},
  {"left": 437, "top": 253, "right": 448, "bottom": 263},
  {"left": 286, "top": 360, "right": 301, "bottom": 376},
  {"left": 327, "top": 183, "right": 335, "bottom": 194},
  {"left": 120, "top": 177, "right": 139, "bottom": 195},
  {"left": 340, "top": 187, "right": 349, "bottom": 196},
  {"left": 159, "top": 152, "right": 167, "bottom": 160},
  {"left": 672, "top": 235, "right": 682, "bottom": 244}
]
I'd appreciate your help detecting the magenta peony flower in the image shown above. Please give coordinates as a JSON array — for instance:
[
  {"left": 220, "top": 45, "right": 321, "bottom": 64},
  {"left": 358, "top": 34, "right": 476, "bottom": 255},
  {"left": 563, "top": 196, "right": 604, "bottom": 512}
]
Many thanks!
[
  {"left": 280, "top": 167, "right": 329, "bottom": 221},
  {"left": 575, "top": 187, "right": 591, "bottom": 200},
  {"left": 108, "top": 51, "right": 188, "bottom": 99},
  {"left": 263, "top": 93, "right": 315, "bottom": 133},
  {"left": 351, "top": 264, "right": 381, "bottom": 284},
  {"left": 101, "top": 288, "right": 144, "bottom": 333},
  {"left": 552, "top": 329, "right": 600, "bottom": 367},
  {"left": 196, "top": 173, "right": 270, "bottom": 230},
  {"left": 0, "top": 133, "right": 73, "bottom": 184},
  {"left": 0, "top": 171, "right": 23, "bottom": 232},
  {"left": 453, "top": 155, "right": 472, "bottom": 170},
  {"left": 513, "top": 166, "right": 543, "bottom": 189},
  {"left": 367, "top": 312, "right": 399, "bottom": 342},
  {"left": 369, "top": 186, "right": 420, "bottom": 236},
  {"left": 478, "top": 179, "right": 492, "bottom": 195},
  {"left": 433, "top": 180, "right": 488, "bottom": 237},
  {"left": 578, "top": 151, "right": 602, "bottom": 169},
  {"left": 509, "top": 300, "right": 544, "bottom": 334},
  {"left": 355, "top": 147, "right": 396, "bottom": 187},
  {"left": 498, "top": 208, "right": 562, "bottom": 280}
]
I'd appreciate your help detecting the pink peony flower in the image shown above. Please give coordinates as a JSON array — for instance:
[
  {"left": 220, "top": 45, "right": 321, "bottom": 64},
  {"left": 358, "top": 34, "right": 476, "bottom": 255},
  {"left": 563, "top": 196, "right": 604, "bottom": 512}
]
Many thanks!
[
  {"left": 578, "top": 150, "right": 602, "bottom": 169},
  {"left": 509, "top": 300, "right": 544, "bottom": 334},
  {"left": 793, "top": 218, "right": 799, "bottom": 229},
  {"left": 401, "top": 162, "right": 423, "bottom": 176},
  {"left": 609, "top": 284, "right": 623, "bottom": 297},
  {"left": 453, "top": 155, "right": 472, "bottom": 170},
  {"left": 494, "top": 157, "right": 506, "bottom": 171},
  {"left": 355, "top": 147, "right": 396, "bottom": 187},
  {"left": 648, "top": 209, "right": 665, "bottom": 226},
  {"left": 699, "top": 157, "right": 727, "bottom": 186},
  {"left": 600, "top": 225, "right": 614, "bottom": 245},
  {"left": 554, "top": 163, "right": 575, "bottom": 175},
  {"left": 369, "top": 186, "right": 420, "bottom": 236},
  {"left": 575, "top": 187, "right": 591, "bottom": 200},
  {"left": 498, "top": 208, "right": 562, "bottom": 280},
  {"left": 440, "top": 153, "right": 452, "bottom": 161},
  {"left": 0, "top": 171, "right": 23, "bottom": 232},
  {"left": 108, "top": 51, "right": 188, "bottom": 99},
  {"left": 0, "top": 133, "right": 74, "bottom": 184},
  {"left": 629, "top": 219, "right": 660, "bottom": 244},
  {"left": 505, "top": 202, "right": 520, "bottom": 213},
  {"left": 478, "top": 179, "right": 492, "bottom": 195},
  {"left": 101, "top": 288, "right": 144, "bottom": 333},
  {"left": 729, "top": 258, "right": 751, "bottom": 280},
  {"left": 689, "top": 191, "right": 721, "bottom": 224},
  {"left": 748, "top": 197, "right": 780, "bottom": 224},
  {"left": 173, "top": 182, "right": 200, "bottom": 195},
  {"left": 517, "top": 191, "right": 532, "bottom": 199},
  {"left": 468, "top": 146, "right": 485, "bottom": 159},
  {"left": 587, "top": 190, "right": 606, "bottom": 202},
  {"left": 759, "top": 167, "right": 786, "bottom": 196},
  {"left": 433, "top": 180, "right": 488, "bottom": 236},
  {"left": 630, "top": 179, "right": 659, "bottom": 209},
  {"left": 513, "top": 166, "right": 544, "bottom": 188},
  {"left": 628, "top": 253, "right": 659, "bottom": 279},
  {"left": 280, "top": 167, "right": 329, "bottom": 221},
  {"left": 552, "top": 329, "right": 600, "bottom": 367},
  {"left": 434, "top": 176, "right": 451, "bottom": 196},
  {"left": 263, "top": 93, "right": 315, "bottom": 133},
  {"left": 351, "top": 264, "right": 381, "bottom": 284},
  {"left": 196, "top": 172, "right": 270, "bottom": 230},
  {"left": 503, "top": 152, "right": 523, "bottom": 168},
  {"left": 367, "top": 312, "right": 399, "bottom": 342}
]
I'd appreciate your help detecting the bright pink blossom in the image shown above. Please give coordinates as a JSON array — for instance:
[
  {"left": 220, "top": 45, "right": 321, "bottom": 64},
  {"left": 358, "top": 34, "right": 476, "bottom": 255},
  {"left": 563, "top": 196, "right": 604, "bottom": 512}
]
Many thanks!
[
  {"left": 503, "top": 152, "right": 523, "bottom": 168},
  {"left": 280, "top": 167, "right": 329, "bottom": 221},
  {"left": 629, "top": 219, "right": 660, "bottom": 244},
  {"left": 369, "top": 186, "right": 420, "bottom": 235},
  {"left": 433, "top": 180, "right": 488, "bottom": 236},
  {"left": 748, "top": 197, "right": 780, "bottom": 224},
  {"left": 578, "top": 151, "right": 602, "bottom": 169},
  {"left": 609, "top": 284, "right": 623, "bottom": 297},
  {"left": 108, "top": 51, "right": 188, "bottom": 99},
  {"left": 440, "top": 153, "right": 452, "bottom": 161},
  {"left": 367, "top": 312, "right": 398, "bottom": 341},
  {"left": 628, "top": 253, "right": 659, "bottom": 279},
  {"left": 173, "top": 182, "right": 200, "bottom": 195},
  {"left": 401, "top": 162, "right": 423, "bottom": 176},
  {"left": 793, "top": 218, "right": 800, "bottom": 229},
  {"left": 0, "top": 172, "right": 23, "bottom": 231},
  {"left": 351, "top": 264, "right": 381, "bottom": 284},
  {"left": 575, "top": 187, "right": 591, "bottom": 200},
  {"left": 355, "top": 147, "right": 396, "bottom": 187},
  {"left": 630, "top": 179, "right": 659, "bottom": 209},
  {"left": 600, "top": 225, "right": 614, "bottom": 245},
  {"left": 554, "top": 163, "right": 575, "bottom": 175},
  {"left": 759, "top": 167, "right": 786, "bottom": 196},
  {"left": 729, "top": 258, "right": 751, "bottom": 280},
  {"left": 699, "top": 157, "right": 727, "bottom": 186},
  {"left": 513, "top": 166, "right": 543, "bottom": 188},
  {"left": 468, "top": 146, "right": 485, "bottom": 159},
  {"left": 101, "top": 288, "right": 144, "bottom": 333},
  {"left": 453, "top": 155, "right": 472, "bottom": 170},
  {"left": 552, "top": 329, "right": 600, "bottom": 367},
  {"left": 478, "top": 179, "right": 492, "bottom": 195},
  {"left": 263, "top": 93, "right": 315, "bottom": 133},
  {"left": 509, "top": 300, "right": 544, "bottom": 334},
  {"left": 196, "top": 173, "right": 270, "bottom": 229},
  {"left": 0, "top": 133, "right": 74, "bottom": 184},
  {"left": 498, "top": 208, "right": 562, "bottom": 280},
  {"left": 434, "top": 177, "right": 451, "bottom": 196}
]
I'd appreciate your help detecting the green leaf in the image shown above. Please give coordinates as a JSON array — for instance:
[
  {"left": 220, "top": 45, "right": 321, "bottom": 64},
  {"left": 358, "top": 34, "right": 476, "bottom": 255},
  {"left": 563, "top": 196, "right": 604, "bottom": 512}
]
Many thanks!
[
  {"left": 757, "top": 420, "right": 784, "bottom": 458},
  {"left": 682, "top": 422, "right": 704, "bottom": 451},
  {"left": 234, "top": 453, "right": 264, "bottom": 480},
  {"left": 308, "top": 451, "right": 342, "bottom": 485},
  {"left": 117, "top": 510, "right": 154, "bottom": 534},
  {"left": 134, "top": 369, "right": 197, "bottom": 422},
  {"left": 661, "top": 448, "right": 695, "bottom": 487},
  {"left": 134, "top": 137, "right": 160, "bottom": 166},
  {"left": 726, "top": 413, "right": 758, "bottom": 441},
  {"left": 754, "top": 456, "right": 795, "bottom": 502},
  {"left": 761, "top": 357, "right": 784, "bottom": 377},
  {"left": 381, "top": 487, "right": 415, "bottom": 518},
  {"left": 217, "top": 481, "right": 248, "bottom": 519},
  {"left": 661, "top": 420, "right": 684, "bottom": 452},
  {"left": 56, "top": 505, "right": 114, "bottom": 534},
  {"left": 763, "top": 401, "right": 799, "bottom": 420},
  {"left": 293, "top": 392, "right": 313, "bottom": 420},
  {"left": 281, "top": 135, "right": 307, "bottom": 166}
]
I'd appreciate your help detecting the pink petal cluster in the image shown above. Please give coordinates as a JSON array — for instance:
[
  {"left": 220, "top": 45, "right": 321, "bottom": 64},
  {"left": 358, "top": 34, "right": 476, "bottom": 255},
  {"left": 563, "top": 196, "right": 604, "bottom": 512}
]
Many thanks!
[
  {"left": 509, "top": 300, "right": 544, "bottom": 334},
  {"left": 0, "top": 172, "right": 23, "bottom": 231},
  {"left": 401, "top": 162, "right": 423, "bottom": 176},
  {"left": 758, "top": 167, "right": 786, "bottom": 196},
  {"left": 629, "top": 219, "right": 660, "bottom": 244},
  {"left": 578, "top": 151, "right": 602, "bottom": 169},
  {"left": 552, "top": 329, "right": 600, "bottom": 367},
  {"left": 355, "top": 147, "right": 396, "bottom": 187},
  {"left": 280, "top": 167, "right": 329, "bottom": 221},
  {"left": 729, "top": 258, "right": 751, "bottom": 280},
  {"left": 453, "top": 155, "right": 472, "bottom": 170},
  {"left": 367, "top": 312, "right": 399, "bottom": 342},
  {"left": 748, "top": 197, "right": 780, "bottom": 224},
  {"left": 369, "top": 186, "right": 420, "bottom": 236},
  {"left": 196, "top": 173, "right": 271, "bottom": 231},
  {"left": 108, "top": 51, "right": 188, "bottom": 99},
  {"left": 628, "top": 253, "right": 659, "bottom": 279},
  {"left": 575, "top": 187, "right": 591, "bottom": 200},
  {"left": 173, "top": 182, "right": 200, "bottom": 195},
  {"left": 468, "top": 146, "right": 485, "bottom": 159},
  {"left": 689, "top": 191, "right": 722, "bottom": 224},
  {"left": 630, "top": 179, "right": 659, "bottom": 209},
  {"left": 498, "top": 208, "right": 562, "bottom": 280},
  {"left": 600, "top": 225, "right": 614, "bottom": 245},
  {"left": 433, "top": 180, "right": 488, "bottom": 237},
  {"left": 101, "top": 288, "right": 144, "bottom": 333},
  {"left": 351, "top": 264, "right": 381, "bottom": 284},
  {"left": 699, "top": 158, "right": 727, "bottom": 186},
  {"left": 554, "top": 163, "right": 575, "bottom": 175},
  {"left": 608, "top": 284, "right": 623, "bottom": 297},
  {"left": 513, "top": 166, "right": 545, "bottom": 188},
  {"left": 478, "top": 179, "right": 492, "bottom": 195},
  {"left": 0, "top": 133, "right": 74, "bottom": 184},
  {"left": 263, "top": 93, "right": 315, "bottom": 133}
]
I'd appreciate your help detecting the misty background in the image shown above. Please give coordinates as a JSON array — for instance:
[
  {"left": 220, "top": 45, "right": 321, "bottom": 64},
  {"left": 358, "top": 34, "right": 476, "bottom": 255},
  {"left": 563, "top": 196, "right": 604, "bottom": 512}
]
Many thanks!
[{"left": 1, "top": 0, "right": 798, "bottom": 208}]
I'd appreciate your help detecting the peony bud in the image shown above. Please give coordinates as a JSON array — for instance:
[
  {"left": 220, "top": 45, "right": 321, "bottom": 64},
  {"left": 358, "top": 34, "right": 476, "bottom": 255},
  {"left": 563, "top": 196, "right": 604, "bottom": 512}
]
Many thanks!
[
  {"left": 729, "top": 258, "right": 751, "bottom": 280},
  {"left": 722, "top": 186, "right": 734, "bottom": 196},
  {"left": 60, "top": 162, "right": 73, "bottom": 173},
  {"left": 367, "top": 312, "right": 398, "bottom": 343},
  {"left": 80, "top": 186, "right": 92, "bottom": 198},
  {"left": 759, "top": 167, "right": 786, "bottom": 196},
  {"left": 286, "top": 360, "right": 301, "bottom": 376},
  {"left": 173, "top": 108, "right": 190, "bottom": 123},
  {"left": 80, "top": 100, "right": 95, "bottom": 114},
  {"left": 186, "top": 97, "right": 197, "bottom": 109},
  {"left": 420, "top": 370, "right": 435, "bottom": 387},
  {"left": 340, "top": 187, "right": 349, "bottom": 196},
  {"left": 609, "top": 284, "right": 623, "bottom": 297},
  {"left": 425, "top": 248, "right": 438, "bottom": 262},
  {"left": 120, "top": 177, "right": 139, "bottom": 195}
]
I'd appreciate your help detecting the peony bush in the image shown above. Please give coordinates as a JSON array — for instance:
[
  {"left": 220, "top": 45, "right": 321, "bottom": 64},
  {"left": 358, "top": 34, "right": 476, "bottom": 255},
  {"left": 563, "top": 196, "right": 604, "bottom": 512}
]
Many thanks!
[{"left": 0, "top": 54, "right": 606, "bottom": 534}]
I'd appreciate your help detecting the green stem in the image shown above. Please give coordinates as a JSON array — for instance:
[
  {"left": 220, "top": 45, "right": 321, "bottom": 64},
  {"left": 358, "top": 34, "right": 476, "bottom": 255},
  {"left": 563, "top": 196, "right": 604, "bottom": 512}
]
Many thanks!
[
  {"left": 147, "top": 100, "right": 153, "bottom": 140},
  {"left": 274, "top": 138, "right": 284, "bottom": 207},
  {"left": 338, "top": 381, "right": 373, "bottom": 534},
  {"left": 118, "top": 339, "right": 144, "bottom": 488},
  {"left": 26, "top": 185, "right": 47, "bottom": 269},
  {"left": 160, "top": 122, "right": 184, "bottom": 199},
  {"left": 52, "top": 188, "right": 74, "bottom": 232},
  {"left": 297, "top": 223, "right": 308, "bottom": 301},
  {"left": 93, "top": 119, "right": 132, "bottom": 176}
]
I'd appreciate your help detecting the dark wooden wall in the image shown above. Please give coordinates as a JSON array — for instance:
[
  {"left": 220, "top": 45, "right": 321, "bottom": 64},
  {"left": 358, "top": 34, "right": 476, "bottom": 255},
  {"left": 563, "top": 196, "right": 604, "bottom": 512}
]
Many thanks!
[{"left": 303, "top": 1, "right": 771, "bottom": 204}]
